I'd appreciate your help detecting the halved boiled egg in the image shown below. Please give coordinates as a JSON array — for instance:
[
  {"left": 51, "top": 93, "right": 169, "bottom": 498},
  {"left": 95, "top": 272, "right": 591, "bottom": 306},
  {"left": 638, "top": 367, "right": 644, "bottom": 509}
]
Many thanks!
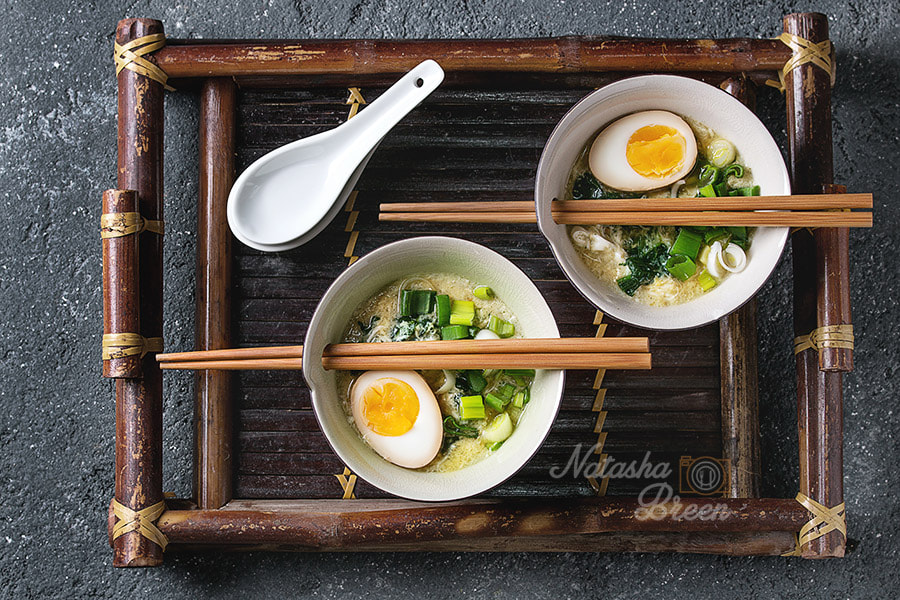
[
  {"left": 589, "top": 110, "right": 698, "bottom": 192},
  {"left": 349, "top": 370, "right": 443, "bottom": 468}
]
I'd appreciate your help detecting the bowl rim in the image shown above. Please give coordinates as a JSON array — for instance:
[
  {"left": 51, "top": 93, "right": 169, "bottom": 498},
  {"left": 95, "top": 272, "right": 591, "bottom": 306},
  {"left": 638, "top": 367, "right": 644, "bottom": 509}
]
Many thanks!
[
  {"left": 535, "top": 74, "right": 791, "bottom": 331},
  {"left": 302, "top": 235, "right": 566, "bottom": 501}
]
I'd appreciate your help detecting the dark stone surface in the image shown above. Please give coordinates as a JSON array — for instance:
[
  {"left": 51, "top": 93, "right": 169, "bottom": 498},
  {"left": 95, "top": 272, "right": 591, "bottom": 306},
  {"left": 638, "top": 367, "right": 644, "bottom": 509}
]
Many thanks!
[{"left": 0, "top": 1, "right": 896, "bottom": 598}]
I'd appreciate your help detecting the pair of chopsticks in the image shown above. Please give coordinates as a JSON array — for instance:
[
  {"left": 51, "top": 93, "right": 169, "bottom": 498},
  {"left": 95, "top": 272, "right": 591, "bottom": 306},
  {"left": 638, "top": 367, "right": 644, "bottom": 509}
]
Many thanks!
[
  {"left": 156, "top": 337, "right": 651, "bottom": 371},
  {"left": 378, "top": 193, "right": 873, "bottom": 227}
]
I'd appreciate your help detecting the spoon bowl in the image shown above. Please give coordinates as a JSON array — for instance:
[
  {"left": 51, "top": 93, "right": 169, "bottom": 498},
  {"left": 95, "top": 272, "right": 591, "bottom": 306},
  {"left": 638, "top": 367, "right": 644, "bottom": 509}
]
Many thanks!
[{"left": 228, "top": 60, "right": 445, "bottom": 248}]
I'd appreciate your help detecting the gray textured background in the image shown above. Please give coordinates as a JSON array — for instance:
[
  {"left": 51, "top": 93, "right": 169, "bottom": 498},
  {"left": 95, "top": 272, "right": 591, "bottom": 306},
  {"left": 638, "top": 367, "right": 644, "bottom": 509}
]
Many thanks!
[{"left": 1, "top": 0, "right": 897, "bottom": 598}]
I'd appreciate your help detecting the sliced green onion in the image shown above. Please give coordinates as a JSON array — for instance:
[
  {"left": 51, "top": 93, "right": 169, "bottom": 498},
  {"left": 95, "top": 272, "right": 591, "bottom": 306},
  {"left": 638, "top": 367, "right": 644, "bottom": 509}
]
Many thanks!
[
  {"left": 485, "top": 441, "right": 504, "bottom": 451},
  {"left": 714, "top": 182, "right": 729, "bottom": 197},
  {"left": 697, "top": 270, "right": 717, "bottom": 291},
  {"left": 459, "top": 395, "right": 485, "bottom": 420},
  {"left": 496, "top": 384, "right": 516, "bottom": 401},
  {"left": 482, "top": 412, "right": 513, "bottom": 443},
  {"left": 487, "top": 314, "right": 515, "bottom": 338},
  {"left": 412, "top": 290, "right": 435, "bottom": 315},
  {"left": 441, "top": 324, "right": 470, "bottom": 341},
  {"left": 505, "top": 369, "right": 535, "bottom": 379},
  {"left": 449, "top": 300, "right": 475, "bottom": 326},
  {"left": 704, "top": 227, "right": 730, "bottom": 245},
  {"left": 466, "top": 370, "right": 487, "bottom": 394},
  {"left": 728, "top": 185, "right": 760, "bottom": 196},
  {"left": 671, "top": 228, "right": 703, "bottom": 260},
  {"left": 484, "top": 392, "right": 508, "bottom": 412},
  {"left": 698, "top": 164, "right": 720, "bottom": 187},
  {"left": 722, "top": 164, "right": 744, "bottom": 179},
  {"left": 443, "top": 416, "right": 478, "bottom": 438},
  {"left": 699, "top": 183, "right": 717, "bottom": 197},
  {"left": 435, "top": 294, "right": 451, "bottom": 326},
  {"left": 512, "top": 391, "right": 526, "bottom": 408},
  {"left": 399, "top": 290, "right": 412, "bottom": 317},
  {"left": 665, "top": 254, "right": 697, "bottom": 281},
  {"left": 473, "top": 285, "right": 494, "bottom": 300}
]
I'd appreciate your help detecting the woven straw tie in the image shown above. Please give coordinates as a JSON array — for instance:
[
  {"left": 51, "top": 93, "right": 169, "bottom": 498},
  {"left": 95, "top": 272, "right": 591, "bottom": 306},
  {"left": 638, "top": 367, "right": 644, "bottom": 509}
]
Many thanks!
[
  {"left": 114, "top": 33, "right": 174, "bottom": 91},
  {"left": 794, "top": 324, "right": 854, "bottom": 355},
  {"left": 766, "top": 32, "right": 836, "bottom": 93},
  {"left": 101, "top": 212, "right": 164, "bottom": 238},
  {"left": 112, "top": 499, "right": 168, "bottom": 551},
  {"left": 102, "top": 333, "right": 163, "bottom": 360},
  {"left": 782, "top": 492, "right": 846, "bottom": 556}
]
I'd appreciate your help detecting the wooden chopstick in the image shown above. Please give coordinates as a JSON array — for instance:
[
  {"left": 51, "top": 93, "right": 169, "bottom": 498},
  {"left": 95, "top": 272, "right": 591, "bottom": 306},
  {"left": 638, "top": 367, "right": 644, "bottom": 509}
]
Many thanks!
[
  {"left": 159, "top": 352, "right": 652, "bottom": 371},
  {"left": 380, "top": 193, "right": 873, "bottom": 213},
  {"left": 157, "top": 337, "right": 650, "bottom": 363},
  {"left": 379, "top": 210, "right": 872, "bottom": 227}
]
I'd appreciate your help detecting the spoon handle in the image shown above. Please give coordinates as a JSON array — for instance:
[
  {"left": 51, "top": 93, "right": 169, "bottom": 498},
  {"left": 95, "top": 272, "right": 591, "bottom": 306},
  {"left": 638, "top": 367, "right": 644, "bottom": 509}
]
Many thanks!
[{"left": 337, "top": 60, "right": 445, "bottom": 155}]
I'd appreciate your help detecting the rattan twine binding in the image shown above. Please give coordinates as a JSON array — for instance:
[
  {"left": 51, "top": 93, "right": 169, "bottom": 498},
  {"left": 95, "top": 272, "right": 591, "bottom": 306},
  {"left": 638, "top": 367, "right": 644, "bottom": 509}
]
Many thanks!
[
  {"left": 782, "top": 492, "right": 846, "bottom": 556},
  {"left": 793, "top": 324, "right": 854, "bottom": 355},
  {"left": 111, "top": 498, "right": 168, "bottom": 551},
  {"left": 102, "top": 333, "right": 163, "bottom": 360},
  {"left": 114, "top": 33, "right": 174, "bottom": 91},
  {"left": 766, "top": 32, "right": 836, "bottom": 92},
  {"left": 101, "top": 211, "right": 164, "bottom": 238}
]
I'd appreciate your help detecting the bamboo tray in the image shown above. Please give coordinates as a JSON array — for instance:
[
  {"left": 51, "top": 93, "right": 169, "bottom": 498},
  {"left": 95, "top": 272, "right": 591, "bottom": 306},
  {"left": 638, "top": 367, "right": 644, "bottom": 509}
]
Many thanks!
[{"left": 103, "top": 13, "right": 850, "bottom": 566}]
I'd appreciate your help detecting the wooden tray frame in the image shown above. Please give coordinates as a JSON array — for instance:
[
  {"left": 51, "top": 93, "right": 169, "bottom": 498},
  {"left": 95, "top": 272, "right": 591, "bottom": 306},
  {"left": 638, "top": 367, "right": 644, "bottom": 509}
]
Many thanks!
[{"left": 104, "top": 13, "right": 850, "bottom": 566}]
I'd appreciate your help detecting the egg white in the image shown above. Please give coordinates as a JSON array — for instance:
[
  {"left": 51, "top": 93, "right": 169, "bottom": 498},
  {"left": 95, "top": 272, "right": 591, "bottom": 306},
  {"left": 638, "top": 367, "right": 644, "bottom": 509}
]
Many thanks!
[
  {"left": 588, "top": 110, "right": 698, "bottom": 192},
  {"left": 349, "top": 370, "right": 443, "bottom": 468}
]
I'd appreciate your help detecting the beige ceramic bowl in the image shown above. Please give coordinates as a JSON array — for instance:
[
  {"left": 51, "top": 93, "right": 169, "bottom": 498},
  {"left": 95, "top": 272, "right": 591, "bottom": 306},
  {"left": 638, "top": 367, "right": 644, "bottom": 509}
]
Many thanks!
[
  {"left": 536, "top": 75, "right": 791, "bottom": 330},
  {"left": 303, "top": 236, "right": 565, "bottom": 501}
]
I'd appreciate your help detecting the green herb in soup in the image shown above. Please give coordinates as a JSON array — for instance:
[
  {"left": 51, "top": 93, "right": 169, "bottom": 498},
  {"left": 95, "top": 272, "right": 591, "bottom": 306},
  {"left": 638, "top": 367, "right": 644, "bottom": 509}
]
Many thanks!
[{"left": 339, "top": 273, "right": 534, "bottom": 473}]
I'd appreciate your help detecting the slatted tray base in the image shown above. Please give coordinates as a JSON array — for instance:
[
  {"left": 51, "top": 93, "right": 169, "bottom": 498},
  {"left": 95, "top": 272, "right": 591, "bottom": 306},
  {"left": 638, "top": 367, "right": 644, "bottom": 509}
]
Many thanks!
[{"left": 231, "top": 80, "right": 725, "bottom": 500}]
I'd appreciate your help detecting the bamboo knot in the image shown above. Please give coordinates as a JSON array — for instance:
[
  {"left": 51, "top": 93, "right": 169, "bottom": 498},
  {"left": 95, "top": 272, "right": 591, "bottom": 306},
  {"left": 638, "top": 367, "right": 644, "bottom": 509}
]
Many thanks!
[
  {"left": 111, "top": 498, "right": 168, "bottom": 551},
  {"left": 782, "top": 492, "right": 846, "bottom": 556},
  {"left": 793, "top": 324, "right": 853, "bottom": 355},
  {"left": 766, "top": 32, "right": 835, "bottom": 93},
  {"left": 114, "top": 33, "right": 174, "bottom": 91},
  {"left": 102, "top": 333, "right": 163, "bottom": 360},
  {"left": 101, "top": 211, "right": 164, "bottom": 238}
]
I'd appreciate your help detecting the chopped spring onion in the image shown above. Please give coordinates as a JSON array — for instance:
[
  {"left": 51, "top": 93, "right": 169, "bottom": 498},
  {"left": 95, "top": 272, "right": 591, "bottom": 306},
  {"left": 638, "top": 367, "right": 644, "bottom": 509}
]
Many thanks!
[
  {"left": 719, "top": 242, "right": 747, "bottom": 273},
  {"left": 435, "top": 370, "right": 456, "bottom": 395},
  {"left": 699, "top": 164, "right": 720, "bottom": 187},
  {"left": 443, "top": 415, "right": 478, "bottom": 438},
  {"left": 697, "top": 244, "right": 711, "bottom": 266},
  {"left": 697, "top": 270, "right": 717, "bottom": 291},
  {"left": 665, "top": 254, "right": 697, "bottom": 281},
  {"left": 484, "top": 393, "right": 508, "bottom": 412},
  {"left": 487, "top": 314, "right": 515, "bottom": 338},
  {"left": 722, "top": 164, "right": 744, "bottom": 179},
  {"left": 728, "top": 185, "right": 760, "bottom": 196},
  {"left": 714, "top": 182, "right": 729, "bottom": 197},
  {"left": 435, "top": 294, "right": 451, "bottom": 325},
  {"left": 399, "top": 289, "right": 435, "bottom": 316},
  {"left": 473, "top": 285, "right": 494, "bottom": 300},
  {"left": 449, "top": 300, "right": 475, "bottom": 326},
  {"left": 496, "top": 384, "right": 516, "bottom": 401},
  {"left": 512, "top": 389, "right": 529, "bottom": 408},
  {"left": 459, "top": 395, "right": 485, "bottom": 420},
  {"left": 482, "top": 412, "right": 513, "bottom": 443},
  {"left": 726, "top": 226, "right": 747, "bottom": 240},
  {"left": 707, "top": 138, "right": 737, "bottom": 168},
  {"left": 671, "top": 228, "right": 703, "bottom": 259},
  {"left": 441, "top": 324, "right": 471, "bottom": 340},
  {"left": 466, "top": 370, "right": 487, "bottom": 394},
  {"left": 504, "top": 369, "right": 536, "bottom": 378},
  {"left": 699, "top": 183, "right": 717, "bottom": 197},
  {"left": 485, "top": 441, "right": 504, "bottom": 451}
]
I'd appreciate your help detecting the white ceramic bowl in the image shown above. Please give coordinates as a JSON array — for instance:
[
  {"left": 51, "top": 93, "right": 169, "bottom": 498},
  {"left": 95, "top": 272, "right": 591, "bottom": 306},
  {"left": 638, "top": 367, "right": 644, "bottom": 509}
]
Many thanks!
[
  {"left": 536, "top": 75, "right": 791, "bottom": 330},
  {"left": 303, "top": 237, "right": 565, "bottom": 501}
]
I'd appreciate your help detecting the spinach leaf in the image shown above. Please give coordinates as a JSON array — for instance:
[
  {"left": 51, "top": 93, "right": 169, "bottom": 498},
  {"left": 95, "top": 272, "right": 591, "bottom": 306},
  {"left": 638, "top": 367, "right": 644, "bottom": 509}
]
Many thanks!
[
  {"left": 616, "top": 242, "right": 670, "bottom": 296},
  {"left": 571, "top": 172, "right": 639, "bottom": 200}
]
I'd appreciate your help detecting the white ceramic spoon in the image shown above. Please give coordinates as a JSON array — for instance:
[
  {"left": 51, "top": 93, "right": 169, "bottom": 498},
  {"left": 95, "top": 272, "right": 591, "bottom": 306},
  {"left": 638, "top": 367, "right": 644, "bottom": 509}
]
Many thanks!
[{"left": 227, "top": 60, "right": 445, "bottom": 248}]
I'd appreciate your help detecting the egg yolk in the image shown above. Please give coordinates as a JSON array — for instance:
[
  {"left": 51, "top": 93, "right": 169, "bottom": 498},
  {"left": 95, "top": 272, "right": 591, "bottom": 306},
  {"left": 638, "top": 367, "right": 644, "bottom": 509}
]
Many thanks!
[
  {"left": 625, "top": 125, "right": 686, "bottom": 179},
  {"left": 362, "top": 378, "right": 420, "bottom": 436}
]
